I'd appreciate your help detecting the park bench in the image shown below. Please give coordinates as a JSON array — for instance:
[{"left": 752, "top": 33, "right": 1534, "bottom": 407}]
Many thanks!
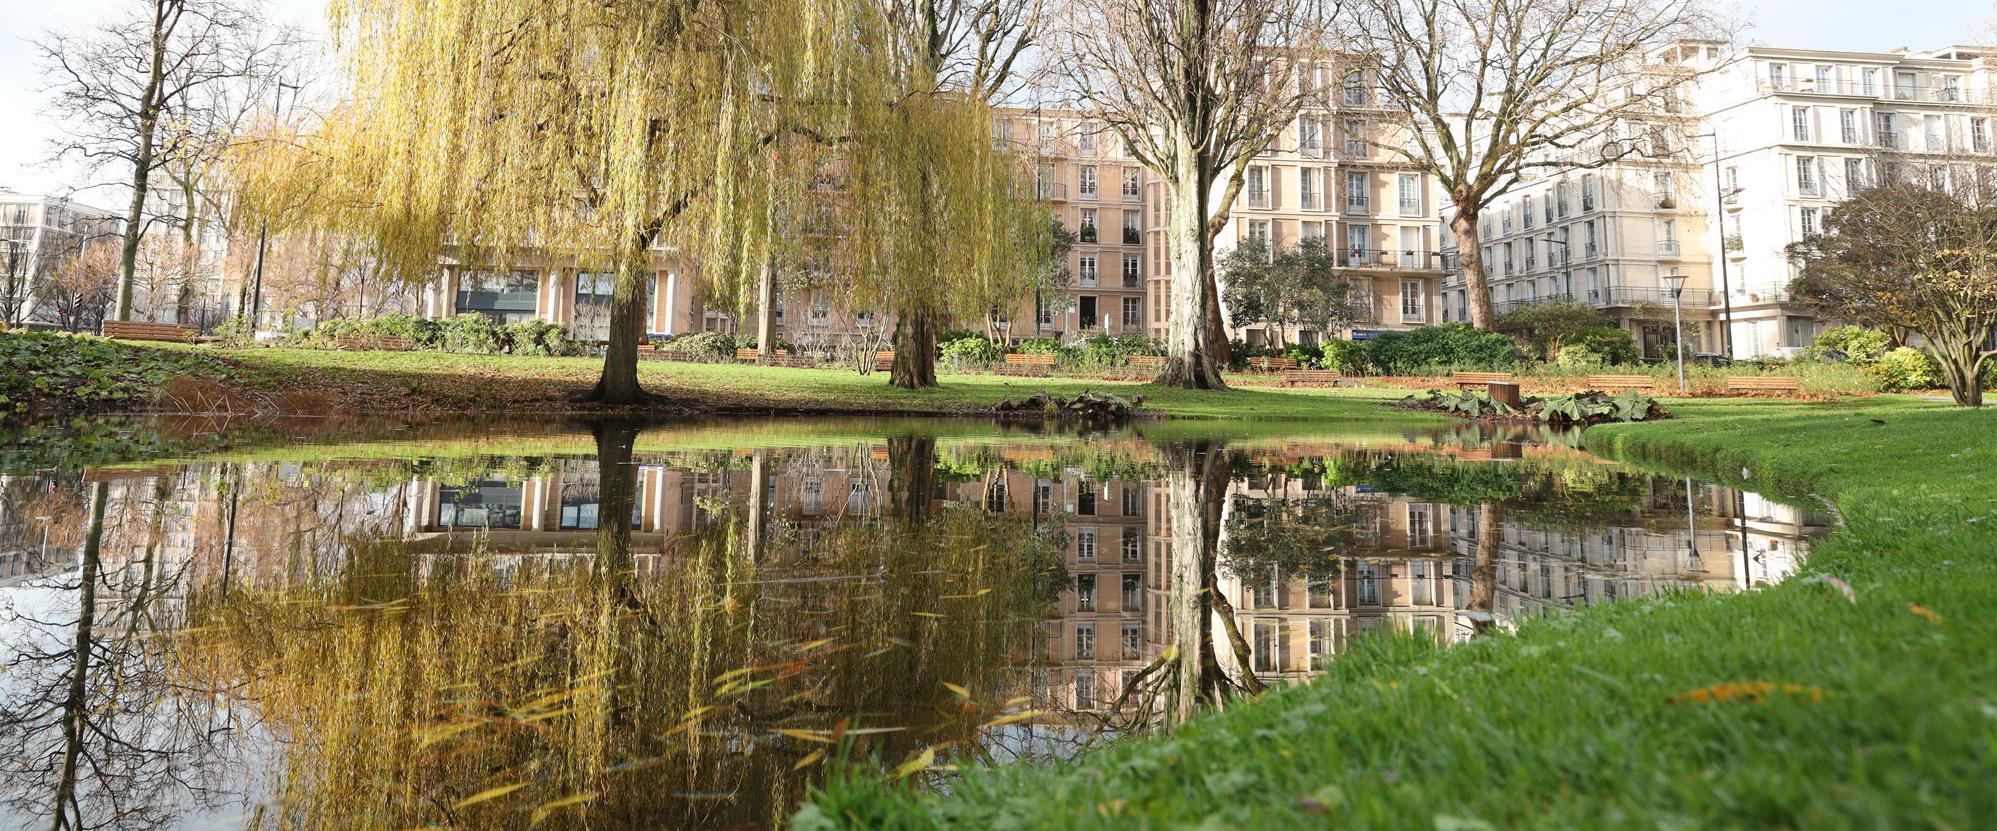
[
  {"left": 875, "top": 351, "right": 895, "bottom": 372},
  {"left": 1248, "top": 356, "right": 1301, "bottom": 372},
  {"left": 1002, "top": 353, "right": 1057, "bottom": 375},
  {"left": 1585, "top": 374, "right": 1656, "bottom": 391},
  {"left": 334, "top": 333, "right": 412, "bottom": 352},
  {"left": 1726, "top": 376, "right": 1801, "bottom": 395},
  {"left": 101, "top": 321, "right": 198, "bottom": 343},
  {"left": 1127, "top": 355, "right": 1165, "bottom": 370},
  {"left": 1452, "top": 371, "right": 1515, "bottom": 388},
  {"left": 1282, "top": 369, "right": 1344, "bottom": 387},
  {"left": 735, "top": 347, "right": 792, "bottom": 363}
]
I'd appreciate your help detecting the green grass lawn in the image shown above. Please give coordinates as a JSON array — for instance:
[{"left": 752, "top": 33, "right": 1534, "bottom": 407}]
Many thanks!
[
  {"left": 800, "top": 396, "right": 1997, "bottom": 830},
  {"left": 114, "top": 342, "right": 1426, "bottom": 420}
]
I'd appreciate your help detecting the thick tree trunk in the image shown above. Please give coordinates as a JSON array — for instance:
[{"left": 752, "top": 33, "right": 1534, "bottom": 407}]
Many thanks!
[
  {"left": 755, "top": 257, "right": 777, "bottom": 365},
  {"left": 1159, "top": 149, "right": 1228, "bottom": 389},
  {"left": 592, "top": 418, "right": 643, "bottom": 580},
  {"left": 113, "top": 8, "right": 172, "bottom": 323},
  {"left": 890, "top": 309, "right": 939, "bottom": 389},
  {"left": 1467, "top": 502, "right": 1502, "bottom": 636},
  {"left": 581, "top": 231, "right": 660, "bottom": 406},
  {"left": 887, "top": 435, "right": 937, "bottom": 521},
  {"left": 1449, "top": 207, "right": 1495, "bottom": 331},
  {"left": 1933, "top": 342, "right": 1987, "bottom": 407}
]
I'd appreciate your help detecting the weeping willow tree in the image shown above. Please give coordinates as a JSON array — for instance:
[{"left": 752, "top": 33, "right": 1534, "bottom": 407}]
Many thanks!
[{"left": 249, "top": 0, "right": 1048, "bottom": 404}]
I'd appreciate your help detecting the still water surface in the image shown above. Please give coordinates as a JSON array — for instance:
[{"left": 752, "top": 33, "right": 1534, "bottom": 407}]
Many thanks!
[{"left": 0, "top": 417, "right": 1829, "bottom": 829}]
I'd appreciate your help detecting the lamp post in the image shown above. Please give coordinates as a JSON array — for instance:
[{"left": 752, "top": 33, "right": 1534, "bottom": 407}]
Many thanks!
[
  {"left": 1690, "top": 131, "right": 1739, "bottom": 360},
  {"left": 1663, "top": 272, "right": 1688, "bottom": 391}
]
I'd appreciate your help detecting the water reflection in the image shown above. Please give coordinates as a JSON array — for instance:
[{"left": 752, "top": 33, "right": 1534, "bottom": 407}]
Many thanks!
[{"left": 0, "top": 419, "right": 1831, "bottom": 829}]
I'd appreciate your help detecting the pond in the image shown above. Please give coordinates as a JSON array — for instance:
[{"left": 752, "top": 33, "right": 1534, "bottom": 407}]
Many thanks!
[{"left": 0, "top": 416, "right": 1832, "bottom": 830}]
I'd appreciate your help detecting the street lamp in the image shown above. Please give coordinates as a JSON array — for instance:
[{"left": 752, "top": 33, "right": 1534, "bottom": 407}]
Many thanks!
[
  {"left": 1663, "top": 271, "right": 1689, "bottom": 391},
  {"left": 1689, "top": 130, "right": 1738, "bottom": 360}
]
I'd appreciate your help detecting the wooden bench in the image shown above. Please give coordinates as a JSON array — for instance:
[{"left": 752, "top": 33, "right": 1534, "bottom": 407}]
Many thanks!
[
  {"left": 334, "top": 333, "right": 412, "bottom": 351},
  {"left": 1452, "top": 371, "right": 1515, "bottom": 388},
  {"left": 1282, "top": 369, "right": 1344, "bottom": 386},
  {"left": 1127, "top": 355, "right": 1165, "bottom": 370},
  {"left": 875, "top": 351, "right": 895, "bottom": 372},
  {"left": 1585, "top": 374, "right": 1656, "bottom": 391},
  {"left": 101, "top": 321, "right": 198, "bottom": 343},
  {"left": 1002, "top": 353, "right": 1057, "bottom": 374},
  {"left": 1726, "top": 376, "right": 1801, "bottom": 394},
  {"left": 735, "top": 347, "right": 791, "bottom": 363},
  {"left": 1248, "top": 356, "right": 1302, "bottom": 372}
]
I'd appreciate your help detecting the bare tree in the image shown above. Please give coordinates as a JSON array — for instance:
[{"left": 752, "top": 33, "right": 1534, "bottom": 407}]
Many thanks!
[
  {"left": 36, "top": 0, "right": 290, "bottom": 324},
  {"left": 1345, "top": 0, "right": 1720, "bottom": 329},
  {"left": 37, "top": 241, "right": 121, "bottom": 333},
  {"left": 1051, "top": 0, "right": 1337, "bottom": 389}
]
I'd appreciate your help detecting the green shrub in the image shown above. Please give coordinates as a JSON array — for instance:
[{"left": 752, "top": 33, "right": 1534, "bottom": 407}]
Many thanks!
[
  {"left": 0, "top": 332, "right": 238, "bottom": 419},
  {"left": 1556, "top": 326, "right": 1639, "bottom": 367},
  {"left": 500, "top": 320, "right": 580, "bottom": 357},
  {"left": 1800, "top": 325, "right": 1893, "bottom": 364},
  {"left": 438, "top": 313, "right": 505, "bottom": 354},
  {"left": 1014, "top": 337, "right": 1063, "bottom": 355},
  {"left": 1316, "top": 339, "right": 1370, "bottom": 373},
  {"left": 1554, "top": 344, "right": 1604, "bottom": 369},
  {"left": 1495, "top": 301, "right": 1614, "bottom": 359},
  {"left": 1075, "top": 333, "right": 1163, "bottom": 368},
  {"left": 1366, "top": 324, "right": 1520, "bottom": 375},
  {"left": 941, "top": 335, "right": 1003, "bottom": 367},
  {"left": 665, "top": 331, "right": 736, "bottom": 360},
  {"left": 1868, "top": 347, "right": 1941, "bottom": 391},
  {"left": 212, "top": 316, "right": 257, "bottom": 348}
]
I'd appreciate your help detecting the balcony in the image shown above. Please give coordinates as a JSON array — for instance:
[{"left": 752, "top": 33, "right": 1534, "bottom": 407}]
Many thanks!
[
  {"left": 1583, "top": 242, "right": 1599, "bottom": 259},
  {"left": 1246, "top": 190, "right": 1271, "bottom": 209},
  {"left": 1345, "top": 194, "right": 1371, "bottom": 213},
  {"left": 1594, "top": 285, "right": 1713, "bottom": 307},
  {"left": 1079, "top": 226, "right": 1098, "bottom": 244},
  {"left": 1078, "top": 186, "right": 1100, "bottom": 200},
  {"left": 1343, "top": 141, "right": 1370, "bottom": 159},
  {"left": 1556, "top": 200, "right": 1570, "bottom": 217},
  {"left": 1877, "top": 131, "right": 1900, "bottom": 150},
  {"left": 1399, "top": 199, "right": 1421, "bottom": 216},
  {"left": 1122, "top": 189, "right": 1143, "bottom": 203},
  {"left": 1300, "top": 143, "right": 1325, "bottom": 159},
  {"left": 1339, "top": 249, "right": 1443, "bottom": 270},
  {"left": 1300, "top": 192, "right": 1325, "bottom": 211},
  {"left": 1657, "top": 240, "right": 1680, "bottom": 257},
  {"left": 1798, "top": 182, "right": 1821, "bottom": 198},
  {"left": 1759, "top": 78, "right": 1887, "bottom": 98},
  {"left": 1122, "top": 228, "right": 1141, "bottom": 245},
  {"left": 1581, "top": 195, "right": 1596, "bottom": 212},
  {"left": 1038, "top": 182, "right": 1068, "bottom": 201}
]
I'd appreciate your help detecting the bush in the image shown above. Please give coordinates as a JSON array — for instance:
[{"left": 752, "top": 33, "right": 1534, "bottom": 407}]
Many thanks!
[
  {"left": 1557, "top": 326, "right": 1639, "bottom": 367},
  {"left": 1495, "top": 301, "right": 1613, "bottom": 359},
  {"left": 501, "top": 320, "right": 581, "bottom": 357},
  {"left": 1365, "top": 324, "right": 1520, "bottom": 375},
  {"left": 1316, "top": 339, "right": 1370, "bottom": 373},
  {"left": 1801, "top": 325, "right": 1893, "bottom": 364},
  {"left": 941, "top": 335, "right": 1003, "bottom": 367},
  {"left": 1074, "top": 333, "right": 1164, "bottom": 368},
  {"left": 437, "top": 313, "right": 505, "bottom": 354},
  {"left": 664, "top": 331, "right": 737, "bottom": 360},
  {"left": 1014, "top": 337, "right": 1063, "bottom": 355},
  {"left": 0, "top": 332, "right": 238, "bottom": 419},
  {"left": 1868, "top": 347, "right": 1941, "bottom": 391},
  {"left": 1554, "top": 343, "right": 1604, "bottom": 369}
]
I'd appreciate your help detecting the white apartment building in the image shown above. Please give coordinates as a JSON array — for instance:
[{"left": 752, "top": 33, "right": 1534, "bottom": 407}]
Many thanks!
[
  {"left": 1691, "top": 43, "right": 1996, "bottom": 358},
  {"left": 0, "top": 187, "right": 121, "bottom": 326},
  {"left": 1444, "top": 42, "right": 1997, "bottom": 360}
]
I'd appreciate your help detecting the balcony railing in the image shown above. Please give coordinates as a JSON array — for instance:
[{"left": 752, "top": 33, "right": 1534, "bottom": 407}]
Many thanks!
[
  {"left": 1079, "top": 186, "right": 1100, "bottom": 200},
  {"left": 1581, "top": 195, "right": 1596, "bottom": 212},
  {"left": 1400, "top": 199, "right": 1422, "bottom": 216},
  {"left": 1123, "top": 187, "right": 1142, "bottom": 202},
  {"left": 1300, "top": 192, "right": 1325, "bottom": 211},
  {"left": 1657, "top": 240, "right": 1680, "bottom": 256},
  {"left": 1343, "top": 141, "right": 1369, "bottom": 158},
  {"left": 1583, "top": 242, "right": 1599, "bottom": 258},
  {"left": 1079, "top": 226, "right": 1098, "bottom": 244},
  {"left": 1247, "top": 190, "right": 1271, "bottom": 209},
  {"left": 1300, "top": 143, "right": 1325, "bottom": 158},
  {"left": 1338, "top": 249, "right": 1445, "bottom": 269},
  {"left": 1122, "top": 228, "right": 1141, "bottom": 245},
  {"left": 1038, "top": 182, "right": 1068, "bottom": 200},
  {"left": 1594, "top": 285, "right": 1713, "bottom": 307},
  {"left": 1345, "top": 194, "right": 1371, "bottom": 213},
  {"left": 1878, "top": 131, "right": 1900, "bottom": 150}
]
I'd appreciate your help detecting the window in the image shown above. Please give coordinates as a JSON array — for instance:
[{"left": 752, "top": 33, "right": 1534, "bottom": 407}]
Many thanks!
[
  {"left": 1300, "top": 168, "right": 1320, "bottom": 210},
  {"left": 1253, "top": 621, "right": 1280, "bottom": 673},
  {"left": 1079, "top": 208, "right": 1098, "bottom": 243},
  {"left": 1298, "top": 114, "right": 1323, "bottom": 155},
  {"left": 1401, "top": 279, "right": 1425, "bottom": 322},
  {"left": 1121, "top": 525, "right": 1141, "bottom": 561},
  {"left": 1246, "top": 166, "right": 1269, "bottom": 208},
  {"left": 455, "top": 270, "right": 539, "bottom": 323},
  {"left": 1077, "top": 486, "right": 1097, "bottom": 515},
  {"left": 1398, "top": 174, "right": 1421, "bottom": 215},
  {"left": 1839, "top": 109, "right": 1859, "bottom": 144},
  {"left": 1035, "top": 295, "right": 1055, "bottom": 327},
  {"left": 1356, "top": 561, "right": 1380, "bottom": 606},
  {"left": 1122, "top": 620, "right": 1141, "bottom": 659},
  {"left": 1796, "top": 156, "right": 1819, "bottom": 196},
  {"left": 1122, "top": 296, "right": 1141, "bottom": 328},
  {"left": 1345, "top": 171, "right": 1369, "bottom": 212},
  {"left": 1861, "top": 67, "right": 1879, "bottom": 95},
  {"left": 1580, "top": 175, "right": 1597, "bottom": 211},
  {"left": 1122, "top": 573, "right": 1141, "bottom": 610},
  {"left": 1408, "top": 503, "right": 1434, "bottom": 548},
  {"left": 1653, "top": 171, "right": 1675, "bottom": 207},
  {"left": 1076, "top": 575, "right": 1096, "bottom": 612},
  {"left": 1079, "top": 255, "right": 1098, "bottom": 286},
  {"left": 1974, "top": 118, "right": 1991, "bottom": 154},
  {"left": 801, "top": 476, "right": 823, "bottom": 513},
  {"left": 1584, "top": 220, "right": 1599, "bottom": 258},
  {"left": 1078, "top": 124, "right": 1097, "bottom": 155},
  {"left": 1342, "top": 119, "right": 1367, "bottom": 156},
  {"left": 1791, "top": 106, "right": 1811, "bottom": 142},
  {"left": 1075, "top": 621, "right": 1096, "bottom": 658},
  {"left": 1800, "top": 206, "right": 1821, "bottom": 236},
  {"left": 1123, "top": 210, "right": 1141, "bottom": 244},
  {"left": 1342, "top": 72, "right": 1366, "bottom": 105},
  {"left": 1521, "top": 195, "right": 1535, "bottom": 229},
  {"left": 1079, "top": 165, "right": 1099, "bottom": 198},
  {"left": 1767, "top": 62, "right": 1786, "bottom": 89},
  {"left": 1346, "top": 224, "right": 1369, "bottom": 264},
  {"left": 1875, "top": 113, "right": 1896, "bottom": 149},
  {"left": 1121, "top": 487, "right": 1140, "bottom": 517},
  {"left": 1077, "top": 528, "right": 1098, "bottom": 562},
  {"left": 1248, "top": 219, "right": 1271, "bottom": 243},
  {"left": 1845, "top": 158, "right": 1867, "bottom": 192},
  {"left": 1122, "top": 168, "right": 1141, "bottom": 200}
]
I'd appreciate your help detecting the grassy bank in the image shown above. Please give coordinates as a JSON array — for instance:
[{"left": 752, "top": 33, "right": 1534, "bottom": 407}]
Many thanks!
[
  {"left": 6, "top": 333, "right": 1425, "bottom": 421},
  {"left": 800, "top": 397, "right": 1997, "bottom": 829}
]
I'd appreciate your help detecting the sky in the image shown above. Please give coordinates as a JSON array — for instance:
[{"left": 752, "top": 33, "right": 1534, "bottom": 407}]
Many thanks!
[{"left": 2, "top": 0, "right": 1994, "bottom": 210}]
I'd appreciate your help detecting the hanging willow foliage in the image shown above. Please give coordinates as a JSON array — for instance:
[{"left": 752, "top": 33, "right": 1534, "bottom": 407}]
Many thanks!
[{"left": 234, "top": 0, "right": 1045, "bottom": 404}]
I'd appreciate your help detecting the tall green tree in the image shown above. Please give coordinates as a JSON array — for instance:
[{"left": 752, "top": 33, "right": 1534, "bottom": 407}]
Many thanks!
[{"left": 1218, "top": 236, "right": 1352, "bottom": 350}]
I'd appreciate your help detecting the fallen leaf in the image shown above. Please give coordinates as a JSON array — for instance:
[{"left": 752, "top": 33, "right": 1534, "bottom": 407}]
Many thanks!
[
  {"left": 452, "top": 783, "right": 527, "bottom": 809},
  {"left": 1908, "top": 603, "right": 1944, "bottom": 623},
  {"left": 1668, "top": 681, "right": 1826, "bottom": 705},
  {"left": 893, "top": 747, "right": 936, "bottom": 779}
]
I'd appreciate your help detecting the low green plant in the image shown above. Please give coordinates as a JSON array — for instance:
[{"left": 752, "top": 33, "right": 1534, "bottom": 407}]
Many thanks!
[
  {"left": 1367, "top": 324, "right": 1520, "bottom": 375},
  {"left": 1800, "top": 325, "right": 1893, "bottom": 364},
  {"left": 1074, "top": 333, "right": 1163, "bottom": 368},
  {"left": 1553, "top": 344, "right": 1605, "bottom": 369},
  {"left": 1867, "top": 346, "right": 1941, "bottom": 391},
  {"left": 0, "top": 332, "right": 240, "bottom": 420},
  {"left": 1316, "top": 339, "right": 1369, "bottom": 373},
  {"left": 500, "top": 320, "right": 581, "bottom": 357},
  {"left": 438, "top": 313, "right": 505, "bottom": 354},
  {"left": 662, "top": 331, "right": 737, "bottom": 360},
  {"left": 941, "top": 335, "right": 1003, "bottom": 367},
  {"left": 1013, "top": 337, "right": 1062, "bottom": 355}
]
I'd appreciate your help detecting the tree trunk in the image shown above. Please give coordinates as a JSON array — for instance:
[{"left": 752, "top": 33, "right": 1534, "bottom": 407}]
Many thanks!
[
  {"left": 887, "top": 435, "right": 937, "bottom": 522},
  {"left": 1932, "top": 342, "right": 1987, "bottom": 407},
  {"left": 1159, "top": 148, "right": 1228, "bottom": 389},
  {"left": 582, "top": 230, "right": 659, "bottom": 405},
  {"left": 890, "top": 309, "right": 939, "bottom": 389},
  {"left": 591, "top": 419, "right": 645, "bottom": 606},
  {"left": 1467, "top": 502, "right": 1502, "bottom": 636},
  {"left": 1449, "top": 207, "right": 1495, "bottom": 330},
  {"left": 755, "top": 257, "right": 777, "bottom": 365},
  {"left": 113, "top": 18, "right": 170, "bottom": 324}
]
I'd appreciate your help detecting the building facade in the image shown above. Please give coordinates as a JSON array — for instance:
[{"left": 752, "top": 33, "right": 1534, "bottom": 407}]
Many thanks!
[{"left": 0, "top": 188, "right": 121, "bottom": 326}]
